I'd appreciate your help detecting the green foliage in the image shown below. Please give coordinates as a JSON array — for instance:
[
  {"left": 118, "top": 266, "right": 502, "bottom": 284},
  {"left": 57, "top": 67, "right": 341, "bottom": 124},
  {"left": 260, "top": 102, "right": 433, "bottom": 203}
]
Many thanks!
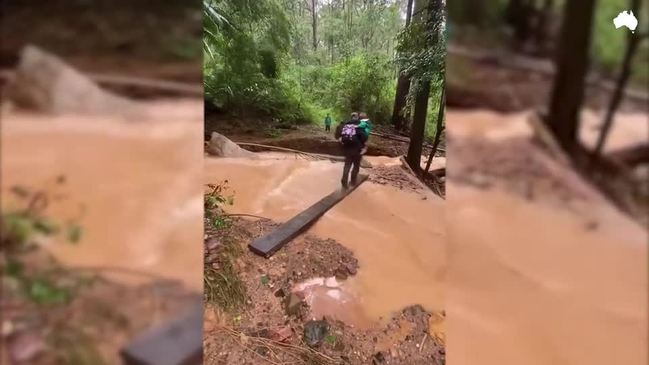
[
  {"left": 27, "top": 277, "right": 72, "bottom": 305},
  {"left": 326, "top": 54, "right": 395, "bottom": 123},
  {"left": 592, "top": 0, "right": 648, "bottom": 85},
  {"left": 1, "top": 186, "right": 83, "bottom": 253},
  {"left": 205, "top": 181, "right": 234, "bottom": 230},
  {"left": 396, "top": 0, "right": 446, "bottom": 94},
  {"left": 204, "top": 0, "right": 415, "bottom": 127},
  {"left": 448, "top": 0, "right": 648, "bottom": 85}
]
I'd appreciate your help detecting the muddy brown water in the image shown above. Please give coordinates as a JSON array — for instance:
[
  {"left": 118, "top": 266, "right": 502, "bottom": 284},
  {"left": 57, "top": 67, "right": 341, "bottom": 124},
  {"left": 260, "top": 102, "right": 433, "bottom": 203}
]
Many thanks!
[
  {"left": 0, "top": 100, "right": 204, "bottom": 290},
  {"left": 205, "top": 153, "right": 447, "bottom": 328},
  {"left": 446, "top": 109, "right": 647, "bottom": 365}
]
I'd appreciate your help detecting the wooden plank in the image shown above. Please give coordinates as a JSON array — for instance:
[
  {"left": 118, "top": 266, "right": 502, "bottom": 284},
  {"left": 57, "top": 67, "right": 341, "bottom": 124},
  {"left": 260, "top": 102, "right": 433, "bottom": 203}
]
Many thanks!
[
  {"left": 121, "top": 299, "right": 203, "bottom": 365},
  {"left": 249, "top": 175, "right": 369, "bottom": 258}
]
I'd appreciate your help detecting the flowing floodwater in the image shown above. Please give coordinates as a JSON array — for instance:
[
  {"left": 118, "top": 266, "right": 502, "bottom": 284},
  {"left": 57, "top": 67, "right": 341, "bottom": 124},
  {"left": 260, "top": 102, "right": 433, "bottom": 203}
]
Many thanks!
[
  {"left": 0, "top": 100, "right": 204, "bottom": 290},
  {"left": 205, "top": 153, "right": 446, "bottom": 327},
  {"left": 446, "top": 109, "right": 648, "bottom": 365}
]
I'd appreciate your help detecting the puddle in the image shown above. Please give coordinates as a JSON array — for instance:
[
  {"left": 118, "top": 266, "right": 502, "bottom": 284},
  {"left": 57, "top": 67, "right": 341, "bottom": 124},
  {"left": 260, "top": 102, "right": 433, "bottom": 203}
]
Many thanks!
[
  {"left": 205, "top": 153, "right": 446, "bottom": 326},
  {"left": 0, "top": 100, "right": 204, "bottom": 290},
  {"left": 292, "top": 277, "right": 373, "bottom": 328}
]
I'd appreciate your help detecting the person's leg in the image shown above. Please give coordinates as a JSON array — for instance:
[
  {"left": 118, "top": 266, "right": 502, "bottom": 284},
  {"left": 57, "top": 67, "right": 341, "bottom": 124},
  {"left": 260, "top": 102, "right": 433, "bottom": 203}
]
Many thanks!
[
  {"left": 350, "top": 153, "right": 361, "bottom": 185},
  {"left": 341, "top": 154, "right": 352, "bottom": 188}
]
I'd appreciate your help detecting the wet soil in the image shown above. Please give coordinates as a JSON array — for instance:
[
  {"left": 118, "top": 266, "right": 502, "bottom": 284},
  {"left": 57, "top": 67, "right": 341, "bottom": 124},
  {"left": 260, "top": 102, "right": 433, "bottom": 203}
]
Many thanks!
[
  {"left": 206, "top": 116, "right": 411, "bottom": 158},
  {"left": 368, "top": 165, "right": 426, "bottom": 193},
  {"left": 203, "top": 217, "right": 445, "bottom": 365},
  {"left": 206, "top": 115, "right": 445, "bottom": 196},
  {"left": 1, "top": 251, "right": 198, "bottom": 365},
  {"left": 446, "top": 52, "right": 647, "bottom": 113}
]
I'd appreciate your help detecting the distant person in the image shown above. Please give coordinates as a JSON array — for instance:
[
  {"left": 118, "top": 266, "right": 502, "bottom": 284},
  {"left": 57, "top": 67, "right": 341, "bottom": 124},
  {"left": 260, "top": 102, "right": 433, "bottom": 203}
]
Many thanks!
[
  {"left": 324, "top": 113, "right": 332, "bottom": 132},
  {"left": 335, "top": 112, "right": 367, "bottom": 189},
  {"left": 358, "top": 112, "right": 373, "bottom": 155}
]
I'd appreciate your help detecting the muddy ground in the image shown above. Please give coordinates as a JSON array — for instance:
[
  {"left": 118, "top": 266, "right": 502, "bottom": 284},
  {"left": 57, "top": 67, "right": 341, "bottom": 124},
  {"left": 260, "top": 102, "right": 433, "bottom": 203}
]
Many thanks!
[
  {"left": 1, "top": 250, "right": 198, "bottom": 365},
  {"left": 445, "top": 51, "right": 647, "bottom": 114},
  {"left": 205, "top": 115, "right": 417, "bottom": 158},
  {"left": 206, "top": 115, "right": 446, "bottom": 197},
  {"left": 203, "top": 217, "right": 445, "bottom": 365}
]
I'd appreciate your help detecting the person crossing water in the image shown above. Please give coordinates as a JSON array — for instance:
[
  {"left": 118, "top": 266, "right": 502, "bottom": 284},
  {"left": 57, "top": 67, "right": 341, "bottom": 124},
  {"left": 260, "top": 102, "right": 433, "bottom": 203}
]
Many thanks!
[{"left": 335, "top": 112, "right": 367, "bottom": 189}]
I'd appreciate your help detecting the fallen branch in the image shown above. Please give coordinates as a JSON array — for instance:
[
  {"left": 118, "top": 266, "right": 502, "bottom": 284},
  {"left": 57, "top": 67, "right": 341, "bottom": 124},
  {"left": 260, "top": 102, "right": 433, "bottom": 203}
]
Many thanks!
[
  {"left": 0, "top": 69, "right": 202, "bottom": 96},
  {"left": 225, "top": 213, "right": 270, "bottom": 220},
  {"left": 608, "top": 144, "right": 649, "bottom": 166},
  {"left": 428, "top": 167, "right": 446, "bottom": 177},
  {"left": 90, "top": 73, "right": 202, "bottom": 96},
  {"left": 234, "top": 142, "right": 331, "bottom": 160},
  {"left": 370, "top": 131, "right": 446, "bottom": 153},
  {"left": 448, "top": 44, "right": 649, "bottom": 103}
]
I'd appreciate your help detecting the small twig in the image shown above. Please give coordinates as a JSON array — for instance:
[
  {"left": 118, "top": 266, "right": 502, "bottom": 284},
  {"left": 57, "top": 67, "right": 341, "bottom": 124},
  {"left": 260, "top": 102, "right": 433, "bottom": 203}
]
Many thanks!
[
  {"left": 61, "top": 265, "right": 181, "bottom": 283},
  {"left": 225, "top": 213, "right": 270, "bottom": 220},
  {"left": 234, "top": 142, "right": 335, "bottom": 161},
  {"left": 419, "top": 333, "right": 428, "bottom": 353}
]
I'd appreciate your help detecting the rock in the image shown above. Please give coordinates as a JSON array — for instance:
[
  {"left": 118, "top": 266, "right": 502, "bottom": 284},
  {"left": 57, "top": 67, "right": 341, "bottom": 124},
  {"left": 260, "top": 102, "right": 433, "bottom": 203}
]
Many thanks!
[
  {"left": 334, "top": 268, "right": 348, "bottom": 280},
  {"left": 206, "top": 238, "right": 221, "bottom": 251},
  {"left": 269, "top": 326, "right": 292, "bottom": 343},
  {"left": 345, "top": 263, "right": 358, "bottom": 275},
  {"left": 207, "top": 132, "right": 258, "bottom": 159},
  {"left": 283, "top": 293, "right": 303, "bottom": 317},
  {"left": 5, "top": 45, "right": 136, "bottom": 115},
  {"left": 273, "top": 288, "right": 286, "bottom": 298},
  {"left": 10, "top": 332, "right": 45, "bottom": 363},
  {"left": 303, "top": 320, "right": 328, "bottom": 347}
]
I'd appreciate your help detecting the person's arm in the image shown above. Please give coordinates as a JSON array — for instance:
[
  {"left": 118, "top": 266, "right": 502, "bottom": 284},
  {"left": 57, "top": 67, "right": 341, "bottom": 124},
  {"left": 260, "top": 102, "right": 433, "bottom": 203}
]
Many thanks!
[{"left": 358, "top": 126, "right": 368, "bottom": 144}]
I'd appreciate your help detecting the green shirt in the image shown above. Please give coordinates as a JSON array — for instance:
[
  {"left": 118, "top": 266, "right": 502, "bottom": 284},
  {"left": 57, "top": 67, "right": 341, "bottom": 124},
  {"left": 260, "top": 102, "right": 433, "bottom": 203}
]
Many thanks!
[
  {"left": 324, "top": 116, "right": 332, "bottom": 126},
  {"left": 359, "top": 119, "right": 372, "bottom": 136}
]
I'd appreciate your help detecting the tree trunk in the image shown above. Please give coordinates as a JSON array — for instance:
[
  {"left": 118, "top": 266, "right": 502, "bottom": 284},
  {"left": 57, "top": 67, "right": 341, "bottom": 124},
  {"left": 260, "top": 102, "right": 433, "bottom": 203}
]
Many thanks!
[
  {"left": 406, "top": 80, "right": 431, "bottom": 172},
  {"left": 311, "top": 0, "right": 318, "bottom": 50},
  {"left": 392, "top": 75, "right": 411, "bottom": 130},
  {"left": 591, "top": 0, "right": 641, "bottom": 164},
  {"left": 546, "top": 0, "right": 597, "bottom": 154},
  {"left": 534, "top": 0, "right": 555, "bottom": 55},
  {"left": 391, "top": 0, "right": 422, "bottom": 131},
  {"left": 405, "top": 0, "right": 414, "bottom": 26},
  {"left": 426, "top": 86, "right": 446, "bottom": 172}
]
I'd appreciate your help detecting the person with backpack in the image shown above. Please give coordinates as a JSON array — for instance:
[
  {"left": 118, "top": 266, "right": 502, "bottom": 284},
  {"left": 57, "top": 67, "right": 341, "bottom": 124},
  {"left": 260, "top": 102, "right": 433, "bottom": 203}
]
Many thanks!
[{"left": 335, "top": 112, "right": 367, "bottom": 189}]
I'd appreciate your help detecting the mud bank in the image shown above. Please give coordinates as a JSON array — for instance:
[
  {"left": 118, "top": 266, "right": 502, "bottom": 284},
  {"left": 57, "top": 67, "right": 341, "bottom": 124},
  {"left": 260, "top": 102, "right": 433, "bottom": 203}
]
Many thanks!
[{"left": 204, "top": 217, "right": 445, "bottom": 365}]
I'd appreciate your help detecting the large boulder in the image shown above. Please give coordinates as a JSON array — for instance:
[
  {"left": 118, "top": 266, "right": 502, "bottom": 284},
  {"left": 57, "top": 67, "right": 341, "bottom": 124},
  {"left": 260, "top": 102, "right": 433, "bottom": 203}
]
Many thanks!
[
  {"left": 207, "top": 132, "right": 257, "bottom": 159},
  {"left": 4, "top": 45, "right": 136, "bottom": 115}
]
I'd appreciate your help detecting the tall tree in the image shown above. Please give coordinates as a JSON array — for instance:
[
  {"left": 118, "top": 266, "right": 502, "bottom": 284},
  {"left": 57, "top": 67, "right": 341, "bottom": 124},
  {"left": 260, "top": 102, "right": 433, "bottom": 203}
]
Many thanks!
[
  {"left": 591, "top": 0, "right": 642, "bottom": 163},
  {"left": 533, "top": 0, "right": 555, "bottom": 55},
  {"left": 311, "top": 0, "right": 318, "bottom": 50},
  {"left": 546, "top": 0, "right": 597, "bottom": 154},
  {"left": 406, "top": 0, "right": 445, "bottom": 171},
  {"left": 391, "top": 0, "right": 418, "bottom": 131},
  {"left": 425, "top": 84, "right": 445, "bottom": 172}
]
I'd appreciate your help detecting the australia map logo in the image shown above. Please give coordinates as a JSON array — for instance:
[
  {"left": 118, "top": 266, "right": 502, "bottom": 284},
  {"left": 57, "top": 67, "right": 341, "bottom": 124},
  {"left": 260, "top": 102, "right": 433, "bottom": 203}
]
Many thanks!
[{"left": 613, "top": 10, "right": 638, "bottom": 33}]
